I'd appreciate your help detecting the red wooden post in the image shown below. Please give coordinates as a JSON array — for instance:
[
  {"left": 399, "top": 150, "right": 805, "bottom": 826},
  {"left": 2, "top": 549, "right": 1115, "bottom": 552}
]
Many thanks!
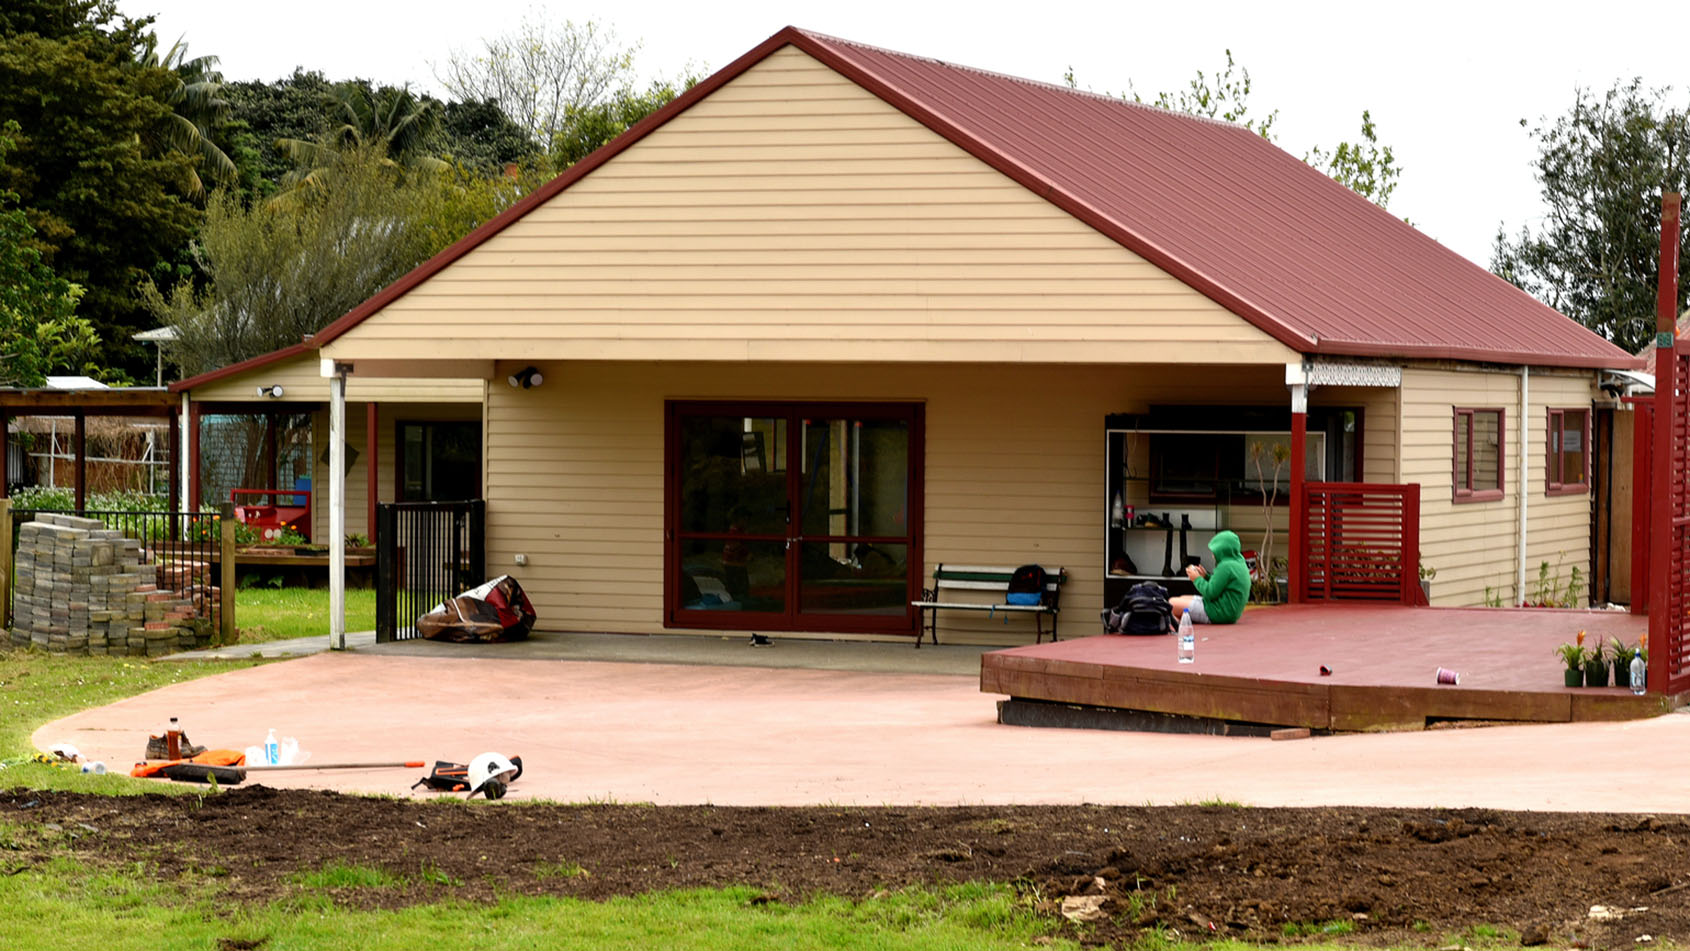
[
  {"left": 1648, "top": 193, "right": 1681, "bottom": 695},
  {"left": 1289, "top": 385, "right": 1306, "bottom": 603},
  {"left": 187, "top": 401, "right": 201, "bottom": 512},
  {"left": 366, "top": 402, "right": 379, "bottom": 547},
  {"left": 1402, "top": 483, "right": 1421, "bottom": 604},
  {"left": 1628, "top": 398, "right": 1653, "bottom": 615}
]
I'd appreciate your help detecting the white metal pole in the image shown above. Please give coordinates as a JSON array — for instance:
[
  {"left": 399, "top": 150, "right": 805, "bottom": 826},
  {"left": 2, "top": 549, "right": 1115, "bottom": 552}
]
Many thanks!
[{"left": 329, "top": 367, "right": 347, "bottom": 650}]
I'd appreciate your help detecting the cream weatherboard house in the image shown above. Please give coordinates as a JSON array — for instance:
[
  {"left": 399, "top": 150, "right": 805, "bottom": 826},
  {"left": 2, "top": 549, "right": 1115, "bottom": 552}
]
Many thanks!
[{"left": 288, "top": 27, "right": 1632, "bottom": 646}]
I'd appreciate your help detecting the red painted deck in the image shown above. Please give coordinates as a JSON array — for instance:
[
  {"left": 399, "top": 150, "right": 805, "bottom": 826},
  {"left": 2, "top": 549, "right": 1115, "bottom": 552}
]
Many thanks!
[{"left": 980, "top": 604, "right": 1668, "bottom": 731}]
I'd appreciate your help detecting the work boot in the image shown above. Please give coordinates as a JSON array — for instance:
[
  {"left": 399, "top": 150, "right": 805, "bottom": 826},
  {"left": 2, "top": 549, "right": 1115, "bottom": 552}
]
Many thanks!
[{"left": 144, "top": 733, "right": 206, "bottom": 760}]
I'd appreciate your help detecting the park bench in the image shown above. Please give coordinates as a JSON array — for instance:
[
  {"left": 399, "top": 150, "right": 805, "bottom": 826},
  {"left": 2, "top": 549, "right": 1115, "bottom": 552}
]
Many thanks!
[{"left": 909, "top": 563, "right": 1066, "bottom": 648}]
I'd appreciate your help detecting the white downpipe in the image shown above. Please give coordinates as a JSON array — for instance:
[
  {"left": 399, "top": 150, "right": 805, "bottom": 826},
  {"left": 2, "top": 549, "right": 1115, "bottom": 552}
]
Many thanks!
[
  {"left": 329, "top": 367, "right": 347, "bottom": 650},
  {"left": 1516, "top": 366, "right": 1529, "bottom": 606}
]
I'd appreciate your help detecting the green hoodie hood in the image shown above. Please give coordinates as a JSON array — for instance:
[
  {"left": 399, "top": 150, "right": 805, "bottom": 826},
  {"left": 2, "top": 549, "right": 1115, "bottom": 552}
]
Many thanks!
[
  {"left": 1208, "top": 530, "right": 1243, "bottom": 561},
  {"left": 1193, "top": 529, "right": 1249, "bottom": 623}
]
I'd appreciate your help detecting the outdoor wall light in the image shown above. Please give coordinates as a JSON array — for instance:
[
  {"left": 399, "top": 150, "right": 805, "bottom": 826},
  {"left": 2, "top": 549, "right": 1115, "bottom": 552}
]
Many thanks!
[
  {"left": 256, "top": 384, "right": 284, "bottom": 398},
  {"left": 507, "top": 366, "right": 544, "bottom": 389}
]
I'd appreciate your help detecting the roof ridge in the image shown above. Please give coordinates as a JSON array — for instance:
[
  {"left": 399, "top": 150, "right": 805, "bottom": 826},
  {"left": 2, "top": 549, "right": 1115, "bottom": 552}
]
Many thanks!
[{"left": 790, "top": 26, "right": 1257, "bottom": 135}]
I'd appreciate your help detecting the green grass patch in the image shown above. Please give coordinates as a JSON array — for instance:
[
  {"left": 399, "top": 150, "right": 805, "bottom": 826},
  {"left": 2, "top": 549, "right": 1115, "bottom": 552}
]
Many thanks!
[
  {"left": 234, "top": 587, "right": 376, "bottom": 644},
  {"left": 291, "top": 860, "right": 407, "bottom": 890},
  {"left": 0, "top": 649, "right": 268, "bottom": 793},
  {"left": 0, "top": 853, "right": 1074, "bottom": 950},
  {"left": 533, "top": 860, "right": 590, "bottom": 881},
  {"left": 1281, "top": 919, "right": 1355, "bottom": 937}
]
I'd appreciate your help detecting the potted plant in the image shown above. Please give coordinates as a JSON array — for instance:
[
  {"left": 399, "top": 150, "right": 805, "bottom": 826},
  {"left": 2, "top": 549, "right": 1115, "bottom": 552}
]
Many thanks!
[
  {"left": 1555, "top": 642, "right": 1588, "bottom": 688},
  {"left": 1418, "top": 558, "right": 1436, "bottom": 602},
  {"left": 1610, "top": 637, "right": 1638, "bottom": 689},
  {"left": 1583, "top": 638, "right": 1611, "bottom": 688}
]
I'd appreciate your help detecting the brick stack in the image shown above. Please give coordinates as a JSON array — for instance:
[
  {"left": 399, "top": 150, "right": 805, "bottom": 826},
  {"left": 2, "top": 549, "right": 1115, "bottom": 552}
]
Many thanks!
[{"left": 8, "top": 513, "right": 216, "bottom": 656}]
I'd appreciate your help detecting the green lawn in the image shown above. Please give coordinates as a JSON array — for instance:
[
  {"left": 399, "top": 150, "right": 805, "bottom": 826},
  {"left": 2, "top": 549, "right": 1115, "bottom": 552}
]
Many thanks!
[
  {"left": 235, "top": 586, "right": 376, "bottom": 644},
  {"left": 0, "top": 864, "right": 1079, "bottom": 951},
  {"left": 0, "top": 650, "right": 267, "bottom": 794}
]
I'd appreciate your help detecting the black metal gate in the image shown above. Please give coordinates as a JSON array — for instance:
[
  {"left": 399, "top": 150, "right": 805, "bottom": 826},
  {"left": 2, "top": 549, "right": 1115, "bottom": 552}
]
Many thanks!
[{"left": 375, "top": 500, "right": 485, "bottom": 642}]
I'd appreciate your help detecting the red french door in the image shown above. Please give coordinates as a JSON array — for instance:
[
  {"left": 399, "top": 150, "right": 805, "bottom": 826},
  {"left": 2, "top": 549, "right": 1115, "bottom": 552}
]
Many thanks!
[{"left": 664, "top": 401, "right": 923, "bottom": 634}]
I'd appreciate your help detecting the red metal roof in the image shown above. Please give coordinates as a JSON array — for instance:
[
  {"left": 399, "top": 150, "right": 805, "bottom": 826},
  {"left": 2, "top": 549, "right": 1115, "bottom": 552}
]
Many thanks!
[{"left": 311, "top": 26, "right": 1633, "bottom": 370}]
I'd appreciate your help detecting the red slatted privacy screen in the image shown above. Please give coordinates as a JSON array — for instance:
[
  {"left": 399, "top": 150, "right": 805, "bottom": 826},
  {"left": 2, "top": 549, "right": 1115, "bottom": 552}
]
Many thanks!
[{"left": 1301, "top": 482, "right": 1421, "bottom": 604}]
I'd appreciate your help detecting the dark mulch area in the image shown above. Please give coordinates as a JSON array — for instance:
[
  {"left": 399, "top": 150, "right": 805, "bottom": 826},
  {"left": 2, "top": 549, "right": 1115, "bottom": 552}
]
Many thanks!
[{"left": 6, "top": 787, "right": 1690, "bottom": 947}]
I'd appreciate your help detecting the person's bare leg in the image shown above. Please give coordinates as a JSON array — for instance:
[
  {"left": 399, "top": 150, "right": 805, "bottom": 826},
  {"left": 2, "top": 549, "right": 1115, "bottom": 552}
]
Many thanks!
[{"left": 1169, "top": 595, "right": 1194, "bottom": 625}]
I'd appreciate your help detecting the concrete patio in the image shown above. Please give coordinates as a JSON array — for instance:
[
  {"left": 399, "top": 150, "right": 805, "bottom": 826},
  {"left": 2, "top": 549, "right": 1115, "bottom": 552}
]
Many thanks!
[{"left": 35, "top": 634, "right": 1690, "bottom": 811}]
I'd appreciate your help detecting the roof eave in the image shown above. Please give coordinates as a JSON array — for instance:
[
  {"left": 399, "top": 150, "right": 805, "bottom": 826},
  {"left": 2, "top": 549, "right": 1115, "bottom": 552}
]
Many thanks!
[
  {"left": 1313, "top": 339, "right": 1636, "bottom": 371},
  {"left": 169, "top": 341, "right": 313, "bottom": 394}
]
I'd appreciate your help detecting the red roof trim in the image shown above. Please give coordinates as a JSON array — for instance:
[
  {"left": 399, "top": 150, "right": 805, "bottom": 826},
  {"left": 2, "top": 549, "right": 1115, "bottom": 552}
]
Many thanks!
[
  {"left": 307, "top": 29, "right": 804, "bottom": 351},
  {"left": 169, "top": 341, "right": 313, "bottom": 394}
]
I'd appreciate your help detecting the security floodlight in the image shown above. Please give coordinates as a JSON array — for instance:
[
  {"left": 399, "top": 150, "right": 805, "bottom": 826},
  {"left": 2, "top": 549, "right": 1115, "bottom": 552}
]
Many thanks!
[{"left": 507, "top": 366, "right": 543, "bottom": 389}]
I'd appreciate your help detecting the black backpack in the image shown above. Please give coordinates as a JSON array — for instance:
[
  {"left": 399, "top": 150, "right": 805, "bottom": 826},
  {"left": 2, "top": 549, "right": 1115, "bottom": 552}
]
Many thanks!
[
  {"left": 1121, "top": 581, "right": 1173, "bottom": 635},
  {"left": 1005, "top": 564, "right": 1049, "bottom": 606}
]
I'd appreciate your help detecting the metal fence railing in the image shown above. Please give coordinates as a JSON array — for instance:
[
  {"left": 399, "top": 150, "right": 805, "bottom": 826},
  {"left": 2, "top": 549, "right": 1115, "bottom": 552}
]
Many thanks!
[
  {"left": 375, "top": 500, "right": 486, "bottom": 643},
  {"left": 3, "top": 502, "right": 235, "bottom": 652}
]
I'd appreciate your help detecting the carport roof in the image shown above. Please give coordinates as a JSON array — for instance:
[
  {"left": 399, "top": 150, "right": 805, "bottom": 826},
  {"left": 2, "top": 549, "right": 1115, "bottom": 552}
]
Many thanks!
[{"left": 306, "top": 26, "right": 1633, "bottom": 371}]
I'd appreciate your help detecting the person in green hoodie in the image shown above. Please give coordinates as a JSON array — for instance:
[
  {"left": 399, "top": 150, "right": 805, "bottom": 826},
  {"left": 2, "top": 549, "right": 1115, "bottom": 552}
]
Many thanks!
[{"left": 1171, "top": 529, "right": 1250, "bottom": 625}]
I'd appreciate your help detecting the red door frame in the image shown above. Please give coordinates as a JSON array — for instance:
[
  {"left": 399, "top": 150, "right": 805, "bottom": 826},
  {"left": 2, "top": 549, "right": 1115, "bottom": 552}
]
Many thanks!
[{"left": 663, "top": 400, "right": 924, "bottom": 635}]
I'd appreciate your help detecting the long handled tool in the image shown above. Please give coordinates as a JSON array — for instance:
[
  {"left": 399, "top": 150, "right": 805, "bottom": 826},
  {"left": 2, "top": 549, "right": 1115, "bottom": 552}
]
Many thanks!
[
  {"left": 243, "top": 760, "right": 425, "bottom": 772},
  {"left": 161, "top": 760, "right": 424, "bottom": 784}
]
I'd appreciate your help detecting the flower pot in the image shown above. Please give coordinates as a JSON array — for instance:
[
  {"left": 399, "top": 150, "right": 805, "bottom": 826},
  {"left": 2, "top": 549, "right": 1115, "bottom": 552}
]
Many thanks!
[
  {"left": 1563, "top": 668, "right": 1584, "bottom": 688},
  {"left": 1583, "top": 662, "right": 1610, "bottom": 688},
  {"left": 1613, "top": 658, "right": 1632, "bottom": 689},
  {"left": 1419, "top": 578, "right": 1432, "bottom": 602}
]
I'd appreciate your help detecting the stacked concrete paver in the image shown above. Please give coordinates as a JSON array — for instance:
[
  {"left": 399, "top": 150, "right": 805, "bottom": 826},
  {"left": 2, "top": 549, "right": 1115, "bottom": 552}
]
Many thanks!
[{"left": 9, "top": 513, "right": 215, "bottom": 656}]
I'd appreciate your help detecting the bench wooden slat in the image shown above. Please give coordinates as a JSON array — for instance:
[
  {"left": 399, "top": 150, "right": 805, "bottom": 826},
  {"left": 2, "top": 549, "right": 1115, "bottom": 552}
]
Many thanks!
[{"left": 912, "top": 562, "right": 1066, "bottom": 648}]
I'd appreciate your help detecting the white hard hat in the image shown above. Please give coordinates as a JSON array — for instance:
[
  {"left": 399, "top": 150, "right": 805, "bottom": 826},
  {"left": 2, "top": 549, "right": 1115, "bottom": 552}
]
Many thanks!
[{"left": 466, "top": 752, "right": 518, "bottom": 799}]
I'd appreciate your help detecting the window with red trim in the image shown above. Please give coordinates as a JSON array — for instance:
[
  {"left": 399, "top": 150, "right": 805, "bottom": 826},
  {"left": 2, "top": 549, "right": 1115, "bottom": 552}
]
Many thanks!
[
  {"left": 1546, "top": 408, "right": 1590, "bottom": 495},
  {"left": 1453, "top": 408, "right": 1505, "bottom": 503}
]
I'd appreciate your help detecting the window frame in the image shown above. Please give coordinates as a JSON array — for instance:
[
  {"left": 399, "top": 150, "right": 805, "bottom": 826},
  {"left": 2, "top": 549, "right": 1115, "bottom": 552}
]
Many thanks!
[
  {"left": 1545, "top": 407, "right": 1592, "bottom": 496},
  {"left": 1452, "top": 407, "right": 1506, "bottom": 504}
]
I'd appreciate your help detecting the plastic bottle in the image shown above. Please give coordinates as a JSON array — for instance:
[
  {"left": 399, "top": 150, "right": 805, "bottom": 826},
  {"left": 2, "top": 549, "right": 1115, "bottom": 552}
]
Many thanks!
[
  {"left": 265, "top": 728, "right": 279, "bottom": 766},
  {"left": 166, "top": 716, "right": 181, "bottom": 760},
  {"left": 1177, "top": 612, "right": 1195, "bottom": 664},
  {"left": 1630, "top": 654, "right": 1647, "bottom": 696}
]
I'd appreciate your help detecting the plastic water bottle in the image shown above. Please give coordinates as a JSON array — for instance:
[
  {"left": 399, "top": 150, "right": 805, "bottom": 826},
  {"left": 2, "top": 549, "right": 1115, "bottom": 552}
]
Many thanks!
[
  {"left": 1177, "top": 612, "right": 1195, "bottom": 664},
  {"left": 1630, "top": 654, "right": 1647, "bottom": 696},
  {"left": 265, "top": 728, "right": 279, "bottom": 766}
]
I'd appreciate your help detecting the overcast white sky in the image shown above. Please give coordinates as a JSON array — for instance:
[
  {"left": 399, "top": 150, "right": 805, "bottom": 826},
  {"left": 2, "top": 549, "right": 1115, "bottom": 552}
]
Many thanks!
[{"left": 120, "top": 0, "right": 1686, "bottom": 269}]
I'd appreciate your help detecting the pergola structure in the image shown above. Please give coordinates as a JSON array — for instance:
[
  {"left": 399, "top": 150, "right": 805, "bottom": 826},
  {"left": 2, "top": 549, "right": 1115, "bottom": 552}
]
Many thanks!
[{"left": 0, "top": 387, "right": 180, "bottom": 510}]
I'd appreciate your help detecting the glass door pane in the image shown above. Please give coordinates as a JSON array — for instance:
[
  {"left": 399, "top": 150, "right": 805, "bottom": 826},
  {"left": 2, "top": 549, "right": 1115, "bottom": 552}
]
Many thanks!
[
  {"left": 675, "top": 414, "right": 788, "bottom": 613},
  {"left": 795, "top": 416, "right": 911, "bottom": 616}
]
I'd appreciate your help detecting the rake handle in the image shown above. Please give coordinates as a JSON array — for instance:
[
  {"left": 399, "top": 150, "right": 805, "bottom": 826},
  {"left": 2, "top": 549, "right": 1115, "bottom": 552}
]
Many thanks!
[{"left": 241, "top": 760, "right": 425, "bottom": 772}]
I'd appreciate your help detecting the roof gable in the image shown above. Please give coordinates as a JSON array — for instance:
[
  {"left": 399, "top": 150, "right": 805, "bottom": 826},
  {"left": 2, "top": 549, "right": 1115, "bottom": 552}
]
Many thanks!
[{"left": 310, "top": 26, "right": 1632, "bottom": 370}]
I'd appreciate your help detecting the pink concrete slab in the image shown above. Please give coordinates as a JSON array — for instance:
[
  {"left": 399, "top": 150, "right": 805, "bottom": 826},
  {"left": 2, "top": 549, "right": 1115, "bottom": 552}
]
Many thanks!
[{"left": 34, "top": 652, "right": 1690, "bottom": 811}]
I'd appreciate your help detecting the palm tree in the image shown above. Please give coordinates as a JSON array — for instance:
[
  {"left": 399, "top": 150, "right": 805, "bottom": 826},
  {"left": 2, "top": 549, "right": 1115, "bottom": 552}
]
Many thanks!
[
  {"left": 275, "top": 83, "right": 447, "bottom": 197},
  {"left": 142, "top": 37, "right": 237, "bottom": 199}
]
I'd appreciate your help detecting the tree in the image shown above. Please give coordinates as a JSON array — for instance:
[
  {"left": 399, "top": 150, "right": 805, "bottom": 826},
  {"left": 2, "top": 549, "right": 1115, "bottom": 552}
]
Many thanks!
[
  {"left": 1066, "top": 53, "right": 1404, "bottom": 210},
  {"left": 1492, "top": 79, "right": 1690, "bottom": 353},
  {"left": 145, "top": 154, "right": 541, "bottom": 375},
  {"left": 1139, "top": 49, "right": 1278, "bottom": 140},
  {"left": 1306, "top": 110, "right": 1402, "bottom": 210},
  {"left": 430, "top": 98, "right": 542, "bottom": 174},
  {"left": 274, "top": 83, "right": 447, "bottom": 197},
  {"left": 139, "top": 36, "right": 237, "bottom": 198},
  {"left": 0, "top": 0, "right": 202, "bottom": 375},
  {"left": 549, "top": 76, "right": 697, "bottom": 167},
  {"left": 434, "top": 14, "right": 639, "bottom": 149},
  {"left": 0, "top": 123, "right": 99, "bottom": 387}
]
